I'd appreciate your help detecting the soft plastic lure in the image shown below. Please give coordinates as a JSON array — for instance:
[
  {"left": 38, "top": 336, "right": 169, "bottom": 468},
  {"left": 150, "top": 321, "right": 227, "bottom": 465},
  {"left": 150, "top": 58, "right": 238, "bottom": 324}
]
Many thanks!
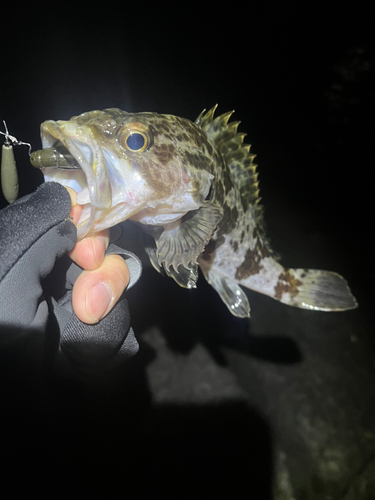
[{"left": 0, "top": 122, "right": 31, "bottom": 203}]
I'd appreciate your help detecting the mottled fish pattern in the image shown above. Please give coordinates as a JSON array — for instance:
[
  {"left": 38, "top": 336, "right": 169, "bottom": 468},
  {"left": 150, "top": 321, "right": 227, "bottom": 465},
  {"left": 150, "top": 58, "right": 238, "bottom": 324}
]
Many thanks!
[{"left": 31, "top": 106, "right": 357, "bottom": 317}]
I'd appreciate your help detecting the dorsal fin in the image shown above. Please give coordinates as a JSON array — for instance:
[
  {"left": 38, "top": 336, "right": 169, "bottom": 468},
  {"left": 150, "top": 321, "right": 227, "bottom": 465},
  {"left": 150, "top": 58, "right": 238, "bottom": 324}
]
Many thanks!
[
  {"left": 195, "top": 106, "right": 280, "bottom": 260},
  {"left": 195, "top": 106, "right": 260, "bottom": 212}
]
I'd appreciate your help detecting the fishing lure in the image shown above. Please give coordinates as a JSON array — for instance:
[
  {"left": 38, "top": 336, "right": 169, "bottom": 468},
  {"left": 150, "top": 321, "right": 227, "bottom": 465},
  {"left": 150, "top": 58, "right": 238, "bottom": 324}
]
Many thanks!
[
  {"left": 30, "top": 146, "right": 81, "bottom": 170},
  {"left": 0, "top": 121, "right": 31, "bottom": 203}
]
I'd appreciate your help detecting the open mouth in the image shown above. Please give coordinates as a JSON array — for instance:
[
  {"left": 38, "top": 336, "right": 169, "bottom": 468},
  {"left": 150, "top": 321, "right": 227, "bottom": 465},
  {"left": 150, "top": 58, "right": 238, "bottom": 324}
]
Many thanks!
[
  {"left": 34, "top": 120, "right": 96, "bottom": 176},
  {"left": 30, "top": 137, "right": 92, "bottom": 205},
  {"left": 30, "top": 121, "right": 109, "bottom": 237},
  {"left": 31, "top": 119, "right": 115, "bottom": 208}
]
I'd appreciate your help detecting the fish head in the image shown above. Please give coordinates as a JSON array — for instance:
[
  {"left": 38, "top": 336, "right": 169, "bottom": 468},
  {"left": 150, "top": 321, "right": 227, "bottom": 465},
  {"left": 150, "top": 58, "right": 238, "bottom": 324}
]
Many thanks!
[{"left": 36, "top": 108, "right": 215, "bottom": 239}]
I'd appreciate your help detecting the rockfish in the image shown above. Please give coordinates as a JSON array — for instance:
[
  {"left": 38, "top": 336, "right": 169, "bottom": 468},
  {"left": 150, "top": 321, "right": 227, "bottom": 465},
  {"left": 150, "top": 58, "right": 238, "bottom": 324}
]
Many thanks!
[{"left": 30, "top": 106, "right": 357, "bottom": 317}]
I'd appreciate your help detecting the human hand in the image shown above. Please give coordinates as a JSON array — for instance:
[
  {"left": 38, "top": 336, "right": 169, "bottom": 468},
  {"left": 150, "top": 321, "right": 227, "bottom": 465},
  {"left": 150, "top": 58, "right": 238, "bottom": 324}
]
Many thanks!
[
  {"left": 0, "top": 181, "right": 141, "bottom": 371},
  {"left": 65, "top": 187, "right": 130, "bottom": 324}
]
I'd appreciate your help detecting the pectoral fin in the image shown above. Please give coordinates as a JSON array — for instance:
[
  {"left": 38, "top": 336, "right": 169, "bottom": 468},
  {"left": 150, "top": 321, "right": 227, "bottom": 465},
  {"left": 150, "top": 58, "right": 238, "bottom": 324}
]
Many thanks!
[{"left": 156, "top": 201, "right": 222, "bottom": 272}]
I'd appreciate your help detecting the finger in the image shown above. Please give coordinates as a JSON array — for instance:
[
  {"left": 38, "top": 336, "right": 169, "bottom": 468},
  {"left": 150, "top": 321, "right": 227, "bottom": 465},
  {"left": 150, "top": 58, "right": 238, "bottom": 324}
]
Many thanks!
[
  {"left": 63, "top": 186, "right": 110, "bottom": 270},
  {"left": 69, "top": 229, "right": 110, "bottom": 271},
  {"left": 72, "top": 254, "right": 130, "bottom": 324}
]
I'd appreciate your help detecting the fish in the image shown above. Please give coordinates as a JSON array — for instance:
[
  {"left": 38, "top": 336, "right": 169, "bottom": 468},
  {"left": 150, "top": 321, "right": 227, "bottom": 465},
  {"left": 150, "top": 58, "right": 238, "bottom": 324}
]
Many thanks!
[{"left": 30, "top": 106, "right": 357, "bottom": 317}]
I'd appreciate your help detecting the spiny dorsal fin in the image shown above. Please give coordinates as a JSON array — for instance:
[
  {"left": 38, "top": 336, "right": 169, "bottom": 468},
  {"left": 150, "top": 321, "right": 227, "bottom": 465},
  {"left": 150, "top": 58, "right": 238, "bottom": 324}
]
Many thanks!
[
  {"left": 195, "top": 106, "right": 261, "bottom": 212},
  {"left": 195, "top": 106, "right": 279, "bottom": 261}
]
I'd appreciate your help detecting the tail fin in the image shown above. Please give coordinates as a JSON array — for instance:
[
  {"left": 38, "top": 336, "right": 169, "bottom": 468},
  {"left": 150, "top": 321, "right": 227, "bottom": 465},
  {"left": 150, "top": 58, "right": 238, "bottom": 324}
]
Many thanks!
[{"left": 276, "top": 268, "right": 357, "bottom": 311}]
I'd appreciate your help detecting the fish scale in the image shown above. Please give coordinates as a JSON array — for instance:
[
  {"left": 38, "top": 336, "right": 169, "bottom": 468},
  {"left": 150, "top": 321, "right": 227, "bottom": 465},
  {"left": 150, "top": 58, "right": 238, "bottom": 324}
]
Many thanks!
[{"left": 30, "top": 106, "right": 357, "bottom": 317}]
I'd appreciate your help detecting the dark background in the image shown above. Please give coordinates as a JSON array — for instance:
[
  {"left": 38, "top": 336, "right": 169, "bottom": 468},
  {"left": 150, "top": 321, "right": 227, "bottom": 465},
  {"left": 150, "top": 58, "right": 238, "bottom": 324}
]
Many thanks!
[
  {"left": 1, "top": 2, "right": 374, "bottom": 498},
  {"left": 1, "top": 3, "right": 373, "bottom": 297}
]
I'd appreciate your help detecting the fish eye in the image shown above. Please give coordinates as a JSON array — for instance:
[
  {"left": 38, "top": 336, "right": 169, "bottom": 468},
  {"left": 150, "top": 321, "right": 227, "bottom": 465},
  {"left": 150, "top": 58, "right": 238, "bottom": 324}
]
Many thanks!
[
  {"left": 126, "top": 132, "right": 146, "bottom": 151},
  {"left": 117, "top": 122, "right": 152, "bottom": 153}
]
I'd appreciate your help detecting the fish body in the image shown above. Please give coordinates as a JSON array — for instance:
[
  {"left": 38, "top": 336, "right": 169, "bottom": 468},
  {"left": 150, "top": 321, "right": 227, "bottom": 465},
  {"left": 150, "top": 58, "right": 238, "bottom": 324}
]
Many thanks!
[{"left": 31, "top": 107, "right": 357, "bottom": 317}]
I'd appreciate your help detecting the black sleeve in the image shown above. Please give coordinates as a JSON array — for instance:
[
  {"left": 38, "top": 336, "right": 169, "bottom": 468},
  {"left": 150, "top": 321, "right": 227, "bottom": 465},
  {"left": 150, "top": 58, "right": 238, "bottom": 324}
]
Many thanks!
[{"left": 0, "top": 182, "right": 141, "bottom": 376}]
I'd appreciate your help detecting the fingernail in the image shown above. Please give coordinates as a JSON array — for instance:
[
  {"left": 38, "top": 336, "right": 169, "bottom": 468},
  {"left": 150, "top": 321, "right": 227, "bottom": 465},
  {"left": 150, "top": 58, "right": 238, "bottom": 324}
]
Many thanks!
[{"left": 86, "top": 282, "right": 114, "bottom": 322}]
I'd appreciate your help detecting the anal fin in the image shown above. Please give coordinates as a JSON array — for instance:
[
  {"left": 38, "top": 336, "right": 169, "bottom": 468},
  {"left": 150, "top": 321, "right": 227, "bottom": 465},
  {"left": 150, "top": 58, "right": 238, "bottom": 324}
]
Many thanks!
[{"left": 208, "top": 271, "right": 251, "bottom": 318}]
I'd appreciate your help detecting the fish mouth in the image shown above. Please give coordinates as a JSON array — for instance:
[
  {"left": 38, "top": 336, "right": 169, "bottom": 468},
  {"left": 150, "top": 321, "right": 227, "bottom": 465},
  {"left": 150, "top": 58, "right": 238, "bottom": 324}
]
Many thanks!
[
  {"left": 39, "top": 120, "right": 111, "bottom": 204},
  {"left": 35, "top": 120, "right": 147, "bottom": 239}
]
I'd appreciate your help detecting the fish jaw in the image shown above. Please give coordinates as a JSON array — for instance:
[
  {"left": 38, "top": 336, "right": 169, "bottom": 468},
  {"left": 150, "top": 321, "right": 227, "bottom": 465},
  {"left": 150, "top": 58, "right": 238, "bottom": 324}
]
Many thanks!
[{"left": 39, "top": 119, "right": 152, "bottom": 238}]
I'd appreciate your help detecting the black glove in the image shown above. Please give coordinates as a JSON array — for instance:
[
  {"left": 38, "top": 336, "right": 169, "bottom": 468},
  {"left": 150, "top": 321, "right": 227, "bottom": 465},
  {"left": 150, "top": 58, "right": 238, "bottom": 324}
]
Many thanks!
[{"left": 0, "top": 182, "right": 141, "bottom": 375}]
